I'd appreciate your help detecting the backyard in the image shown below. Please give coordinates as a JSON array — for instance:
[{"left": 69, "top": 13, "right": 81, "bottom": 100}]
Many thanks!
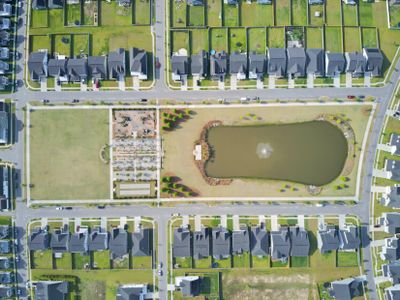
[
  {"left": 325, "top": 26, "right": 342, "bottom": 52},
  {"left": 248, "top": 28, "right": 267, "bottom": 54},
  {"left": 276, "top": 0, "right": 291, "bottom": 26},
  {"left": 29, "top": 108, "right": 110, "bottom": 200},
  {"left": 306, "top": 27, "right": 323, "bottom": 49},
  {"left": 241, "top": 3, "right": 274, "bottom": 26}
]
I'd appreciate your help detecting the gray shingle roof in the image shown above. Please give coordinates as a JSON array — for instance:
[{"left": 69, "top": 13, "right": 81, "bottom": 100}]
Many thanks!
[
  {"left": 364, "top": 48, "right": 383, "bottom": 77},
  {"left": 381, "top": 236, "right": 400, "bottom": 262},
  {"left": 248, "top": 52, "right": 266, "bottom": 78},
  {"left": 88, "top": 56, "right": 107, "bottom": 80},
  {"left": 171, "top": 55, "right": 188, "bottom": 76},
  {"left": 32, "top": 0, "right": 47, "bottom": 9},
  {"left": 28, "top": 228, "right": 50, "bottom": 251},
  {"left": 132, "top": 228, "right": 151, "bottom": 257},
  {"left": 0, "top": 257, "right": 11, "bottom": 269},
  {"left": 109, "top": 228, "right": 128, "bottom": 259},
  {"left": 212, "top": 226, "right": 231, "bottom": 259},
  {"left": 0, "top": 286, "right": 13, "bottom": 298},
  {"left": 48, "top": 59, "right": 67, "bottom": 77},
  {"left": 28, "top": 51, "right": 47, "bottom": 81},
  {"left": 67, "top": 58, "right": 88, "bottom": 82},
  {"left": 0, "top": 240, "right": 9, "bottom": 254},
  {"left": 381, "top": 213, "right": 400, "bottom": 234},
  {"left": 173, "top": 227, "right": 191, "bottom": 258},
  {"left": 210, "top": 51, "right": 228, "bottom": 79},
  {"left": 318, "top": 225, "right": 339, "bottom": 253},
  {"left": 289, "top": 226, "right": 310, "bottom": 257},
  {"left": 69, "top": 232, "right": 88, "bottom": 254},
  {"left": 250, "top": 225, "right": 269, "bottom": 256},
  {"left": 306, "top": 48, "right": 324, "bottom": 76},
  {"left": 193, "top": 227, "right": 210, "bottom": 259},
  {"left": 35, "top": 281, "right": 69, "bottom": 300},
  {"left": 108, "top": 48, "right": 126, "bottom": 79},
  {"left": 116, "top": 284, "right": 147, "bottom": 300},
  {"left": 385, "top": 284, "right": 400, "bottom": 300},
  {"left": 338, "top": 225, "right": 360, "bottom": 250},
  {"left": 386, "top": 159, "right": 400, "bottom": 182},
  {"left": 345, "top": 51, "right": 366, "bottom": 77},
  {"left": 384, "top": 185, "right": 400, "bottom": 208},
  {"left": 48, "top": 0, "right": 63, "bottom": 9},
  {"left": 232, "top": 225, "right": 250, "bottom": 254},
  {"left": 229, "top": 52, "right": 247, "bottom": 75},
  {"left": 0, "top": 226, "right": 8, "bottom": 239},
  {"left": 50, "top": 227, "right": 70, "bottom": 253},
  {"left": 325, "top": 52, "right": 346, "bottom": 76},
  {"left": 270, "top": 227, "right": 291, "bottom": 261},
  {"left": 331, "top": 278, "right": 363, "bottom": 300},
  {"left": 267, "top": 48, "right": 287, "bottom": 77},
  {"left": 383, "top": 261, "right": 400, "bottom": 284},
  {"left": 180, "top": 277, "right": 201, "bottom": 297},
  {"left": 191, "top": 50, "right": 208, "bottom": 76},
  {"left": 0, "top": 272, "right": 11, "bottom": 284},
  {"left": 129, "top": 48, "right": 147, "bottom": 76},
  {"left": 88, "top": 227, "right": 108, "bottom": 251},
  {"left": 287, "top": 47, "right": 306, "bottom": 77}
]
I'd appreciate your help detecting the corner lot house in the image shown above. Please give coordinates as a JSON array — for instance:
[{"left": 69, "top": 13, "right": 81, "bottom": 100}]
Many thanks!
[
  {"left": 330, "top": 278, "right": 364, "bottom": 300},
  {"left": 173, "top": 227, "right": 191, "bottom": 258},
  {"left": 28, "top": 228, "right": 50, "bottom": 251},
  {"left": 175, "top": 276, "right": 201, "bottom": 297},
  {"left": 129, "top": 48, "right": 148, "bottom": 80},
  {"left": 131, "top": 228, "right": 152, "bottom": 257},
  {"left": 363, "top": 48, "right": 384, "bottom": 77},
  {"left": 116, "top": 284, "right": 149, "bottom": 300},
  {"left": 34, "top": 281, "right": 69, "bottom": 300},
  {"left": 28, "top": 51, "right": 48, "bottom": 81},
  {"left": 171, "top": 54, "right": 188, "bottom": 82},
  {"left": 380, "top": 213, "right": 400, "bottom": 234},
  {"left": 193, "top": 227, "right": 210, "bottom": 259}
]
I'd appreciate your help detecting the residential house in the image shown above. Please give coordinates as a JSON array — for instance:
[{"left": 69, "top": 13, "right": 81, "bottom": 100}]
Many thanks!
[
  {"left": 50, "top": 226, "right": 70, "bottom": 253},
  {"left": 193, "top": 227, "right": 210, "bottom": 259},
  {"left": 0, "top": 226, "right": 9, "bottom": 239},
  {"left": 363, "top": 48, "right": 384, "bottom": 77},
  {"left": 0, "top": 166, "right": 9, "bottom": 210},
  {"left": 0, "top": 18, "right": 10, "bottom": 30},
  {"left": 67, "top": 58, "right": 88, "bottom": 82},
  {"left": 309, "top": 0, "right": 324, "bottom": 4},
  {"left": 388, "top": 134, "right": 400, "bottom": 156},
  {"left": 88, "top": 56, "right": 107, "bottom": 80},
  {"left": 0, "top": 61, "right": 9, "bottom": 74},
  {"left": 132, "top": 228, "right": 151, "bottom": 257},
  {"left": 0, "top": 104, "right": 8, "bottom": 145},
  {"left": 175, "top": 276, "right": 201, "bottom": 297},
  {"left": 0, "top": 76, "right": 8, "bottom": 91},
  {"left": 267, "top": 48, "right": 287, "bottom": 78},
  {"left": 171, "top": 54, "right": 188, "bottom": 82},
  {"left": 257, "top": 0, "right": 272, "bottom": 3},
  {"left": 385, "top": 159, "right": 400, "bottom": 181},
  {"left": 212, "top": 226, "right": 231, "bottom": 259},
  {"left": 190, "top": 50, "right": 208, "bottom": 79},
  {"left": 0, "top": 272, "right": 11, "bottom": 284},
  {"left": 380, "top": 213, "right": 400, "bottom": 234},
  {"left": 187, "top": 0, "right": 203, "bottom": 5},
  {"left": 210, "top": 51, "right": 228, "bottom": 81},
  {"left": 342, "top": 0, "right": 357, "bottom": 4},
  {"left": 0, "top": 3, "right": 12, "bottom": 17},
  {"left": 28, "top": 51, "right": 48, "bottom": 81},
  {"left": 270, "top": 227, "right": 291, "bottom": 262},
  {"left": 35, "top": 281, "right": 69, "bottom": 300},
  {"left": 69, "top": 231, "right": 89, "bottom": 254},
  {"left": 0, "top": 285, "right": 13, "bottom": 298},
  {"left": 108, "top": 48, "right": 126, "bottom": 80},
  {"left": 381, "top": 185, "right": 400, "bottom": 208},
  {"left": 383, "top": 261, "right": 400, "bottom": 284},
  {"left": 381, "top": 235, "right": 400, "bottom": 261},
  {"left": 286, "top": 47, "right": 306, "bottom": 78},
  {"left": 338, "top": 224, "right": 360, "bottom": 251},
  {"left": 116, "top": 284, "right": 149, "bottom": 300},
  {"left": 306, "top": 48, "right": 325, "bottom": 77},
  {"left": 232, "top": 225, "right": 250, "bottom": 255},
  {"left": 129, "top": 48, "right": 147, "bottom": 80},
  {"left": 48, "top": 58, "right": 68, "bottom": 82},
  {"left": 173, "top": 227, "right": 191, "bottom": 258},
  {"left": 28, "top": 228, "right": 50, "bottom": 251},
  {"left": 0, "top": 47, "right": 9, "bottom": 59},
  {"left": 385, "top": 284, "right": 400, "bottom": 300},
  {"left": 32, "top": 0, "right": 47, "bottom": 9},
  {"left": 317, "top": 224, "right": 339, "bottom": 253},
  {"left": 0, "top": 31, "right": 9, "bottom": 46},
  {"left": 330, "top": 278, "right": 364, "bottom": 300},
  {"left": 118, "top": 0, "right": 131, "bottom": 6},
  {"left": 325, "top": 52, "right": 346, "bottom": 77},
  {"left": 109, "top": 227, "right": 128, "bottom": 259},
  {"left": 48, "top": 0, "right": 64, "bottom": 9},
  {"left": 289, "top": 226, "right": 310, "bottom": 257},
  {"left": 0, "top": 240, "right": 9, "bottom": 254},
  {"left": 345, "top": 51, "right": 366, "bottom": 77},
  {"left": 230, "top": 52, "right": 247, "bottom": 80},
  {"left": 250, "top": 224, "right": 269, "bottom": 257},
  {"left": 0, "top": 257, "right": 11, "bottom": 269},
  {"left": 248, "top": 52, "right": 266, "bottom": 79},
  {"left": 88, "top": 227, "right": 108, "bottom": 251}
]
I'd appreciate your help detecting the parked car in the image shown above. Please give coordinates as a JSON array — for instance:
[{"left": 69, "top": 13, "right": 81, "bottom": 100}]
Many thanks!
[
  {"left": 158, "top": 262, "right": 163, "bottom": 269},
  {"left": 157, "top": 269, "right": 163, "bottom": 276},
  {"left": 97, "top": 205, "right": 105, "bottom": 209},
  {"left": 42, "top": 99, "right": 49, "bottom": 104},
  {"left": 65, "top": 207, "right": 72, "bottom": 210},
  {"left": 347, "top": 95, "right": 355, "bottom": 99},
  {"left": 140, "top": 98, "right": 148, "bottom": 103},
  {"left": 55, "top": 206, "right": 63, "bottom": 210}
]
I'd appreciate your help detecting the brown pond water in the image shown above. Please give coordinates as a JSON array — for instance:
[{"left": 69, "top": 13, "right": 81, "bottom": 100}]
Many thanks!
[{"left": 205, "top": 121, "right": 348, "bottom": 186}]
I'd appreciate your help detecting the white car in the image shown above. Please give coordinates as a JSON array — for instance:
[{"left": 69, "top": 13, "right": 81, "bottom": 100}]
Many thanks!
[{"left": 55, "top": 206, "right": 63, "bottom": 210}]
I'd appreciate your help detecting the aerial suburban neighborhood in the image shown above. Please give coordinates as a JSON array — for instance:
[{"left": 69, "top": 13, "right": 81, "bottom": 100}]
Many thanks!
[{"left": 0, "top": 0, "right": 398, "bottom": 298}]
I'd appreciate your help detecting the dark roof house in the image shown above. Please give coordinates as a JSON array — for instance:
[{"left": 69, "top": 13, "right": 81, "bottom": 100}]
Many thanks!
[
  {"left": 132, "top": 228, "right": 151, "bottom": 257},
  {"left": 382, "top": 185, "right": 400, "bottom": 208},
  {"left": 383, "top": 261, "right": 400, "bottom": 284},
  {"left": 381, "top": 236, "right": 400, "bottom": 262},
  {"left": 175, "top": 276, "right": 201, "bottom": 297},
  {"left": 0, "top": 257, "right": 11, "bottom": 269},
  {"left": 48, "top": 58, "right": 68, "bottom": 81},
  {"left": 171, "top": 54, "right": 188, "bottom": 82},
  {"left": 116, "top": 284, "right": 148, "bottom": 300},
  {"left": 66, "top": 58, "right": 88, "bottom": 82},
  {"left": 109, "top": 228, "right": 128, "bottom": 259},
  {"left": 380, "top": 212, "right": 400, "bottom": 234},
  {"left": 28, "top": 51, "right": 48, "bottom": 81},
  {"left": 250, "top": 224, "right": 269, "bottom": 257},
  {"left": 69, "top": 231, "right": 89, "bottom": 254},
  {"left": 35, "top": 281, "right": 69, "bottom": 300},
  {"left": 338, "top": 225, "right": 360, "bottom": 251},
  {"left": 193, "top": 227, "right": 210, "bottom": 259},
  {"left": 330, "top": 278, "right": 363, "bottom": 300},
  {"left": 0, "top": 286, "right": 13, "bottom": 298},
  {"left": 108, "top": 48, "right": 126, "bottom": 80},
  {"left": 306, "top": 48, "right": 325, "bottom": 77},
  {"left": 286, "top": 47, "right": 306, "bottom": 78},
  {"left": 88, "top": 227, "right": 108, "bottom": 251},
  {"left": 210, "top": 51, "right": 228, "bottom": 81},
  {"left": 325, "top": 52, "right": 346, "bottom": 77},
  {"left": 289, "top": 226, "right": 310, "bottom": 257},
  {"left": 248, "top": 52, "right": 266, "bottom": 79},
  {"left": 267, "top": 48, "right": 287, "bottom": 77},
  {"left": 50, "top": 226, "right": 70, "bottom": 253},
  {"left": 32, "top": 0, "right": 47, "bottom": 10},
  {"left": 363, "top": 48, "right": 383, "bottom": 77},
  {"left": 230, "top": 52, "right": 247, "bottom": 80},
  {"left": 129, "top": 48, "right": 147, "bottom": 80},
  {"left": 173, "top": 227, "right": 191, "bottom": 258},
  {"left": 232, "top": 226, "right": 250, "bottom": 254},
  {"left": 190, "top": 50, "right": 208, "bottom": 78},
  {"left": 270, "top": 227, "right": 291, "bottom": 262},
  {"left": 88, "top": 56, "right": 107, "bottom": 80},
  {"left": 212, "top": 226, "right": 231, "bottom": 259},
  {"left": 345, "top": 51, "right": 366, "bottom": 77},
  {"left": 28, "top": 228, "right": 50, "bottom": 251},
  {"left": 317, "top": 224, "right": 339, "bottom": 253}
]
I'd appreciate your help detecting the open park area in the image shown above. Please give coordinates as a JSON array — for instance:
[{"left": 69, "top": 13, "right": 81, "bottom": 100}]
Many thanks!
[{"left": 161, "top": 103, "right": 373, "bottom": 199}]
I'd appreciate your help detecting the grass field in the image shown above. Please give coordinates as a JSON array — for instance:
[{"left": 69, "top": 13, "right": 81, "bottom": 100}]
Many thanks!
[
  {"left": 194, "top": 257, "right": 212, "bottom": 268},
  {"left": 337, "top": 251, "right": 359, "bottom": 267},
  {"left": 233, "top": 253, "right": 250, "bottom": 268},
  {"left": 325, "top": 0, "right": 341, "bottom": 26},
  {"left": 309, "top": 4, "right": 324, "bottom": 26},
  {"left": 30, "top": 35, "right": 51, "bottom": 52},
  {"left": 102, "top": 2, "right": 131, "bottom": 26},
  {"left": 342, "top": 4, "right": 358, "bottom": 26},
  {"left": 53, "top": 34, "right": 72, "bottom": 57},
  {"left": 241, "top": 3, "right": 274, "bottom": 26},
  {"left": 66, "top": 4, "right": 81, "bottom": 26},
  {"left": 390, "top": 5, "right": 400, "bottom": 28},
  {"left": 276, "top": 0, "right": 291, "bottom": 25},
  {"left": 29, "top": 109, "right": 110, "bottom": 200},
  {"left": 188, "top": 5, "right": 205, "bottom": 26},
  {"left": 229, "top": 28, "right": 246, "bottom": 53},
  {"left": 306, "top": 27, "right": 323, "bottom": 49},
  {"left": 248, "top": 28, "right": 266, "bottom": 54},
  {"left": 361, "top": 27, "right": 377, "bottom": 48},
  {"left": 72, "top": 34, "right": 90, "bottom": 57},
  {"left": 207, "top": 0, "right": 222, "bottom": 26},
  {"left": 291, "top": 256, "right": 309, "bottom": 267},
  {"left": 268, "top": 27, "right": 285, "bottom": 48},
  {"left": 31, "top": 9, "right": 48, "bottom": 28},
  {"left": 223, "top": 4, "right": 239, "bottom": 26},
  {"left": 93, "top": 251, "right": 111, "bottom": 269},
  {"left": 344, "top": 27, "right": 361, "bottom": 52},
  {"left": 252, "top": 255, "right": 269, "bottom": 268},
  {"left": 171, "top": 0, "right": 187, "bottom": 27},
  {"left": 83, "top": 1, "right": 98, "bottom": 26},
  {"left": 190, "top": 29, "right": 208, "bottom": 54},
  {"left": 210, "top": 28, "right": 228, "bottom": 52},
  {"left": 325, "top": 26, "right": 342, "bottom": 52},
  {"left": 134, "top": 0, "right": 152, "bottom": 25},
  {"left": 292, "top": 0, "right": 307, "bottom": 26},
  {"left": 32, "top": 250, "right": 53, "bottom": 269},
  {"left": 171, "top": 31, "right": 189, "bottom": 53},
  {"left": 161, "top": 105, "right": 371, "bottom": 198}
]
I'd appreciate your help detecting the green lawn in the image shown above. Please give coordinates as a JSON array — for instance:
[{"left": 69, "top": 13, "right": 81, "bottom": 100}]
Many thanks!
[
  {"left": 359, "top": 1, "right": 373, "bottom": 27},
  {"left": 229, "top": 28, "right": 246, "bottom": 53},
  {"left": 344, "top": 27, "right": 361, "bottom": 52},
  {"left": 210, "top": 28, "right": 228, "bottom": 52},
  {"left": 190, "top": 29, "right": 208, "bottom": 54},
  {"left": 241, "top": 3, "right": 274, "bottom": 26},
  {"left": 72, "top": 34, "right": 90, "bottom": 57},
  {"left": 31, "top": 9, "right": 48, "bottom": 28},
  {"left": 223, "top": 4, "right": 239, "bottom": 26},
  {"left": 83, "top": 1, "right": 98, "bottom": 26},
  {"left": 171, "top": 31, "right": 189, "bottom": 53},
  {"left": 29, "top": 109, "right": 110, "bottom": 200},
  {"left": 325, "top": 0, "right": 341, "bottom": 25},
  {"left": 213, "top": 257, "right": 231, "bottom": 268},
  {"left": 134, "top": 0, "right": 151, "bottom": 25},
  {"left": 73, "top": 254, "right": 91, "bottom": 269},
  {"left": 324, "top": 26, "right": 342, "bottom": 52},
  {"left": 207, "top": 0, "right": 222, "bottom": 26},
  {"left": 174, "top": 257, "right": 192, "bottom": 268},
  {"left": 53, "top": 34, "right": 72, "bottom": 56},
  {"left": 66, "top": 4, "right": 82, "bottom": 26},
  {"left": 251, "top": 255, "right": 269, "bottom": 268},
  {"left": 32, "top": 251, "right": 53, "bottom": 269},
  {"left": 390, "top": 5, "right": 400, "bottom": 28},
  {"left": 248, "top": 28, "right": 266, "bottom": 54},
  {"left": 291, "top": 256, "right": 309, "bottom": 267},
  {"left": 101, "top": 1, "right": 132, "bottom": 26},
  {"left": 132, "top": 256, "right": 152, "bottom": 269},
  {"left": 112, "top": 256, "right": 130, "bottom": 269},
  {"left": 188, "top": 5, "right": 205, "bottom": 26},
  {"left": 29, "top": 35, "right": 51, "bottom": 52},
  {"left": 306, "top": 27, "right": 323, "bottom": 49},
  {"left": 194, "top": 257, "right": 212, "bottom": 268},
  {"left": 268, "top": 27, "right": 285, "bottom": 48},
  {"left": 292, "top": 0, "right": 307, "bottom": 26},
  {"left": 271, "top": 260, "right": 289, "bottom": 268},
  {"left": 342, "top": 4, "right": 358, "bottom": 26},
  {"left": 233, "top": 252, "right": 250, "bottom": 268},
  {"left": 362, "top": 27, "right": 377, "bottom": 48},
  {"left": 309, "top": 4, "right": 324, "bottom": 26},
  {"left": 276, "top": 0, "right": 291, "bottom": 25},
  {"left": 93, "top": 251, "right": 111, "bottom": 269},
  {"left": 337, "top": 251, "right": 359, "bottom": 267},
  {"left": 54, "top": 254, "right": 72, "bottom": 270}
]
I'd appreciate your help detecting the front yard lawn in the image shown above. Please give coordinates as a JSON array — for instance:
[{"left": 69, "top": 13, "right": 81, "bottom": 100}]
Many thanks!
[
  {"left": 337, "top": 251, "right": 359, "bottom": 267},
  {"left": 291, "top": 256, "right": 309, "bottom": 267}
]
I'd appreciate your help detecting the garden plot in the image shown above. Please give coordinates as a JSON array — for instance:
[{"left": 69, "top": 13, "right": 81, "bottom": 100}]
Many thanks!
[
  {"left": 171, "top": 31, "right": 189, "bottom": 53},
  {"left": 276, "top": 0, "right": 291, "bottom": 25},
  {"left": 66, "top": 3, "right": 82, "bottom": 26},
  {"left": 361, "top": 27, "right": 377, "bottom": 48},
  {"left": 324, "top": 26, "right": 342, "bottom": 52},
  {"left": 292, "top": 0, "right": 307, "bottom": 26},
  {"left": 241, "top": 3, "right": 274, "bottom": 26},
  {"left": 188, "top": 5, "right": 205, "bottom": 26},
  {"left": 306, "top": 27, "right": 323, "bottom": 49},
  {"left": 223, "top": 4, "right": 239, "bottom": 26},
  {"left": 309, "top": 4, "right": 324, "bottom": 26},
  {"left": 268, "top": 27, "right": 285, "bottom": 48},
  {"left": 229, "top": 28, "right": 246, "bottom": 53},
  {"left": 83, "top": 1, "right": 98, "bottom": 26},
  {"left": 342, "top": 4, "right": 358, "bottom": 26},
  {"left": 134, "top": 0, "right": 152, "bottom": 25},
  {"left": 344, "top": 27, "right": 361, "bottom": 52},
  {"left": 207, "top": 0, "right": 222, "bottom": 26},
  {"left": 190, "top": 29, "right": 208, "bottom": 54},
  {"left": 248, "top": 28, "right": 267, "bottom": 54},
  {"left": 210, "top": 28, "right": 228, "bottom": 52},
  {"left": 325, "top": 0, "right": 341, "bottom": 25},
  {"left": 31, "top": 9, "right": 48, "bottom": 28},
  {"left": 101, "top": 1, "right": 132, "bottom": 26}
]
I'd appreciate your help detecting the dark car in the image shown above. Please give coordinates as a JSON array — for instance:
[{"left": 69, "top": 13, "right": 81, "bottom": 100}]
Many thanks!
[
  {"left": 347, "top": 95, "right": 355, "bottom": 99},
  {"left": 65, "top": 207, "right": 73, "bottom": 210}
]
